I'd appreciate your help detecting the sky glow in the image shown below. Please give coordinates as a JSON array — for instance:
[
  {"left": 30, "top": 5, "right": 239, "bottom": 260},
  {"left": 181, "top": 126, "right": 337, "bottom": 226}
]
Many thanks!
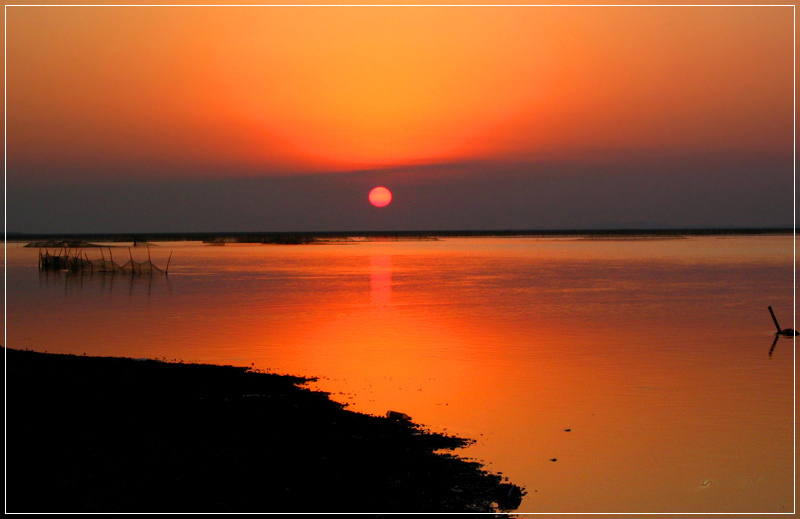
[{"left": 5, "top": 4, "right": 795, "bottom": 232}]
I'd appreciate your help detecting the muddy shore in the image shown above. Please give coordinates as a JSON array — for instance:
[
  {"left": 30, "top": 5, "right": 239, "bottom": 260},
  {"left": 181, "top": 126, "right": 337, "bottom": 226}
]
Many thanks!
[{"left": 5, "top": 348, "right": 522, "bottom": 513}]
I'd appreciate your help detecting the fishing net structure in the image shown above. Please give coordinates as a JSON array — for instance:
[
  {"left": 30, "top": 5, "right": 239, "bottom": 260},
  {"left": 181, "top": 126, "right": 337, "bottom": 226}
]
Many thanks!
[{"left": 39, "top": 246, "right": 171, "bottom": 275}]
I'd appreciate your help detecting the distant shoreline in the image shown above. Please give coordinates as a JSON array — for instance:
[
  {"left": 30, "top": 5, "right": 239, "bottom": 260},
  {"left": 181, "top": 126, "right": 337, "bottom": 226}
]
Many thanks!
[{"left": 5, "top": 227, "right": 794, "bottom": 244}]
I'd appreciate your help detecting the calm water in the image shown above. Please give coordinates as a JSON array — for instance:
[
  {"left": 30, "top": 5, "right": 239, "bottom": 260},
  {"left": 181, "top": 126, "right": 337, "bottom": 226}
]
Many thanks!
[{"left": 5, "top": 236, "right": 795, "bottom": 513}]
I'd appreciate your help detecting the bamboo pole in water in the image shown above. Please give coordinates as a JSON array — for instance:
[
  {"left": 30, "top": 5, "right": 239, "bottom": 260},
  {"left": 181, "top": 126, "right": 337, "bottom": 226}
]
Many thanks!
[{"left": 768, "top": 306, "right": 782, "bottom": 333}]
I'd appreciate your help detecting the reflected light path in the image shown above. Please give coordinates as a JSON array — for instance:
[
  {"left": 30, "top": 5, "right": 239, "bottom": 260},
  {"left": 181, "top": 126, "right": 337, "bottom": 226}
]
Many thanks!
[{"left": 370, "top": 253, "right": 392, "bottom": 306}]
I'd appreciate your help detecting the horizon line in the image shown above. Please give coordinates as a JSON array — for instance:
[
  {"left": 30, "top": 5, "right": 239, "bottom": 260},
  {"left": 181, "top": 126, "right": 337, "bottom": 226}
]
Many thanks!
[{"left": 5, "top": 227, "right": 795, "bottom": 241}]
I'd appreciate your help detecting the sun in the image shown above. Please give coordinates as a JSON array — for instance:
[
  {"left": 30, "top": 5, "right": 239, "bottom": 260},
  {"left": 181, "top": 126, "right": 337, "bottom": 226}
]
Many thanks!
[{"left": 368, "top": 186, "right": 392, "bottom": 207}]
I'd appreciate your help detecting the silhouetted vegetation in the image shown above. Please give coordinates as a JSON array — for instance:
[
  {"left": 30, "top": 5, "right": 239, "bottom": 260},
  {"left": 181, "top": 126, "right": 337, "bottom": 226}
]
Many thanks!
[
  {"left": 261, "top": 233, "right": 316, "bottom": 244},
  {"left": 37, "top": 247, "right": 170, "bottom": 275}
]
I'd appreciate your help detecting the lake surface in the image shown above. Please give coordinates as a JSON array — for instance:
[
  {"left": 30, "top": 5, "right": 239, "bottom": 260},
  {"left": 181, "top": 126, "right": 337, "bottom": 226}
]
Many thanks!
[{"left": 5, "top": 235, "right": 795, "bottom": 513}]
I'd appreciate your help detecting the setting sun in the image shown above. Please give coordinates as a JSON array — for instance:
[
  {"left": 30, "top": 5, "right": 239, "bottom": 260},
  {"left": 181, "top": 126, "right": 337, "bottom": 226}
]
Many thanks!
[{"left": 368, "top": 186, "right": 392, "bottom": 207}]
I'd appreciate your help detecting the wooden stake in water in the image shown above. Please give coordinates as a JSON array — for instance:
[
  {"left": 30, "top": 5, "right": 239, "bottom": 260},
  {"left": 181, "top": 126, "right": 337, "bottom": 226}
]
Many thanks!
[
  {"left": 768, "top": 306, "right": 782, "bottom": 333},
  {"left": 768, "top": 306, "right": 798, "bottom": 336}
]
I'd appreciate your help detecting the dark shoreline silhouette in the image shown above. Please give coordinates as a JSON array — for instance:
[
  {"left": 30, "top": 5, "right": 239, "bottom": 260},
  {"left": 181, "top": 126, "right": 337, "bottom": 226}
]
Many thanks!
[
  {"left": 5, "top": 348, "right": 522, "bottom": 513},
  {"left": 6, "top": 227, "right": 794, "bottom": 245}
]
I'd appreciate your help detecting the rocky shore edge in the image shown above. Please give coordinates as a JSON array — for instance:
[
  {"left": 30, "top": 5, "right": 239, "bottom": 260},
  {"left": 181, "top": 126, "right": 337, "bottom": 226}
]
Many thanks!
[{"left": 5, "top": 348, "right": 523, "bottom": 513}]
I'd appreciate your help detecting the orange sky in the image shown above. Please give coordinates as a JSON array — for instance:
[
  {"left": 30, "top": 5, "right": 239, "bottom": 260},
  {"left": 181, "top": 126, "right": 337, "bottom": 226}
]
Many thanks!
[{"left": 6, "top": 5, "right": 794, "bottom": 181}]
